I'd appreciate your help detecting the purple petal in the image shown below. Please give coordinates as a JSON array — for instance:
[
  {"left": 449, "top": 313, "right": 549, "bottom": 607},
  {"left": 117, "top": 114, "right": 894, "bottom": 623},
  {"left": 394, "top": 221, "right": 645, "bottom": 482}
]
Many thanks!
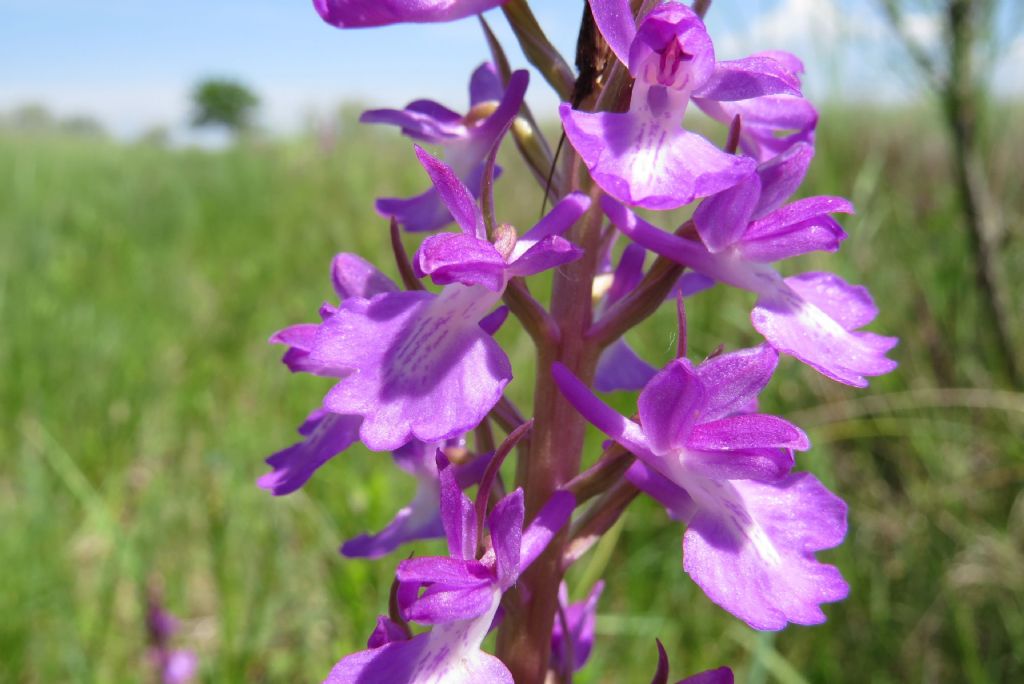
[
  {"left": 681, "top": 447, "right": 794, "bottom": 483},
  {"left": 628, "top": 5, "right": 716, "bottom": 90},
  {"left": 637, "top": 359, "right": 706, "bottom": 454},
  {"left": 752, "top": 275, "right": 897, "bottom": 387},
  {"left": 551, "top": 363, "right": 656, "bottom": 461},
  {"left": 751, "top": 142, "right": 814, "bottom": 218},
  {"left": 359, "top": 100, "right": 465, "bottom": 143},
  {"left": 508, "top": 192, "right": 590, "bottom": 260},
  {"left": 683, "top": 473, "right": 849, "bottom": 630},
  {"left": 601, "top": 196, "right": 717, "bottom": 274},
  {"left": 340, "top": 480, "right": 446, "bottom": 558},
  {"left": 396, "top": 556, "right": 491, "bottom": 587},
  {"left": 519, "top": 490, "right": 575, "bottom": 572},
  {"left": 626, "top": 462, "right": 697, "bottom": 522},
  {"left": 325, "top": 610, "right": 511, "bottom": 684},
  {"left": 594, "top": 338, "right": 657, "bottom": 392},
  {"left": 603, "top": 243, "right": 646, "bottom": 308},
  {"left": 367, "top": 616, "right": 409, "bottom": 648},
  {"left": 739, "top": 214, "right": 848, "bottom": 263},
  {"left": 465, "top": 70, "right": 528, "bottom": 149},
  {"left": 688, "top": 414, "right": 809, "bottom": 452},
  {"left": 692, "top": 172, "right": 761, "bottom": 252},
  {"left": 694, "top": 96, "right": 817, "bottom": 163},
  {"left": 670, "top": 272, "right": 716, "bottom": 298},
  {"left": 331, "top": 253, "right": 400, "bottom": 300},
  {"left": 314, "top": 0, "right": 508, "bottom": 29},
  {"left": 439, "top": 453, "right": 478, "bottom": 560},
  {"left": 312, "top": 287, "right": 511, "bottom": 450},
  {"left": 505, "top": 236, "right": 583, "bottom": 278},
  {"left": 416, "top": 232, "right": 507, "bottom": 291},
  {"left": 560, "top": 105, "right": 754, "bottom": 210},
  {"left": 551, "top": 579, "right": 604, "bottom": 673},
  {"left": 404, "top": 583, "right": 497, "bottom": 624},
  {"left": 587, "top": 0, "right": 636, "bottom": 65},
  {"left": 478, "top": 306, "right": 509, "bottom": 335},
  {"left": 376, "top": 187, "right": 452, "bottom": 235},
  {"left": 469, "top": 62, "right": 504, "bottom": 106},
  {"left": 162, "top": 650, "right": 197, "bottom": 684},
  {"left": 414, "top": 146, "right": 485, "bottom": 239},
  {"left": 259, "top": 412, "right": 361, "bottom": 496},
  {"left": 678, "top": 667, "right": 734, "bottom": 684},
  {"left": 786, "top": 271, "right": 881, "bottom": 330},
  {"left": 270, "top": 323, "right": 320, "bottom": 373},
  {"left": 695, "top": 344, "right": 779, "bottom": 422},
  {"left": 692, "top": 56, "right": 802, "bottom": 102},
  {"left": 488, "top": 489, "right": 525, "bottom": 589}
]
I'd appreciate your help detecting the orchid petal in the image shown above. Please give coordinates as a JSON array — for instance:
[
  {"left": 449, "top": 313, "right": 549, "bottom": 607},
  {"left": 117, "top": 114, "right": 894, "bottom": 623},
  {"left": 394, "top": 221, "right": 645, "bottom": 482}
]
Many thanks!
[
  {"left": 519, "top": 490, "right": 575, "bottom": 572},
  {"left": 413, "top": 146, "right": 485, "bottom": 239},
  {"left": 551, "top": 363, "right": 656, "bottom": 461},
  {"left": 692, "top": 56, "right": 802, "bottom": 102},
  {"left": 637, "top": 359, "right": 706, "bottom": 453},
  {"left": 587, "top": 0, "right": 636, "bottom": 65},
  {"left": 683, "top": 473, "right": 849, "bottom": 630}
]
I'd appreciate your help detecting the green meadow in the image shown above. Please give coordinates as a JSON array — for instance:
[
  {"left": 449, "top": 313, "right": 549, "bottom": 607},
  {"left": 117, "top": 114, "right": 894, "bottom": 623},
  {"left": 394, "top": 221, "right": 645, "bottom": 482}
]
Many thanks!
[{"left": 1, "top": 106, "right": 1022, "bottom": 682}]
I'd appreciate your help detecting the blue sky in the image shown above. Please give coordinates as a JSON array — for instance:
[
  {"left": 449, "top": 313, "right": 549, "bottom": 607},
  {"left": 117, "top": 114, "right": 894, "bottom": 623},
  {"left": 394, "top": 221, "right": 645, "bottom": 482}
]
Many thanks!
[{"left": 2, "top": 0, "right": 1021, "bottom": 139}]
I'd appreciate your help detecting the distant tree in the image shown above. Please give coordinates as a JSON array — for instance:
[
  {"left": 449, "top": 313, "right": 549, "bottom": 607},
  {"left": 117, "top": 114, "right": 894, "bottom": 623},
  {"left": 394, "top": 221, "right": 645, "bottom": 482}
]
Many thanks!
[
  {"left": 60, "top": 115, "right": 107, "bottom": 139},
  {"left": 190, "top": 78, "right": 259, "bottom": 135}
]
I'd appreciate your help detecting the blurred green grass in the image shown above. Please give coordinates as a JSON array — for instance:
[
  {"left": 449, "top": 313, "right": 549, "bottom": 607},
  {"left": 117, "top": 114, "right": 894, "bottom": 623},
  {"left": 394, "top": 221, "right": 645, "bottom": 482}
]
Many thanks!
[{"left": 1, "top": 105, "right": 1022, "bottom": 682}]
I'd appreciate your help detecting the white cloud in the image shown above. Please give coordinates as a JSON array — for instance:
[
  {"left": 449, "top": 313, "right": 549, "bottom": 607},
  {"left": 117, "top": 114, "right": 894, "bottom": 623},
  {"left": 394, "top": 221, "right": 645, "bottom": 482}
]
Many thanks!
[{"left": 902, "top": 12, "right": 942, "bottom": 48}]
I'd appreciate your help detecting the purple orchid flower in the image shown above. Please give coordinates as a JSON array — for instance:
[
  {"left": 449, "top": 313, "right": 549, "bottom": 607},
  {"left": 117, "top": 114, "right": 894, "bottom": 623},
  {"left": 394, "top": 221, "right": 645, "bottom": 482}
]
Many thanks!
[
  {"left": 365, "top": 66, "right": 528, "bottom": 233},
  {"left": 325, "top": 454, "right": 575, "bottom": 683},
  {"left": 314, "top": 0, "right": 507, "bottom": 29},
  {"left": 341, "top": 439, "right": 492, "bottom": 559},
  {"left": 694, "top": 51, "right": 818, "bottom": 163},
  {"left": 650, "top": 639, "right": 733, "bottom": 684},
  {"left": 307, "top": 148, "right": 589, "bottom": 451},
  {"left": 602, "top": 142, "right": 898, "bottom": 387},
  {"left": 263, "top": 253, "right": 510, "bottom": 490},
  {"left": 550, "top": 580, "right": 604, "bottom": 676},
  {"left": 553, "top": 343, "right": 850, "bottom": 630},
  {"left": 559, "top": 1, "right": 803, "bottom": 210},
  {"left": 147, "top": 599, "right": 197, "bottom": 684}
]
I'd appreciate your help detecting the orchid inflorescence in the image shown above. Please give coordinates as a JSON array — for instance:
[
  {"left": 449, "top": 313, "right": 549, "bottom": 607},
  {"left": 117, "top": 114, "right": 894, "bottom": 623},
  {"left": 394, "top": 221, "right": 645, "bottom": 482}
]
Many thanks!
[{"left": 264, "top": 1, "right": 897, "bottom": 681}]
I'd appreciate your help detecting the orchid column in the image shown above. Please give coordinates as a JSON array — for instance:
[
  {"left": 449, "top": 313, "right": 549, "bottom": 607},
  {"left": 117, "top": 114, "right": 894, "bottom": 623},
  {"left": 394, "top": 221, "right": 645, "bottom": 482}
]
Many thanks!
[{"left": 263, "top": 1, "right": 896, "bottom": 682}]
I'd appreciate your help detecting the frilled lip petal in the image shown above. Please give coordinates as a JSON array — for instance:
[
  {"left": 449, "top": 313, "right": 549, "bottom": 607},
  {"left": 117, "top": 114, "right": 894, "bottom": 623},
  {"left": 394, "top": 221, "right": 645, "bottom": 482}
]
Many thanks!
[
  {"left": 683, "top": 474, "right": 849, "bottom": 630},
  {"left": 269, "top": 323, "right": 321, "bottom": 373},
  {"left": 559, "top": 105, "right": 754, "bottom": 210},
  {"left": 752, "top": 274, "right": 898, "bottom": 387},
  {"left": 314, "top": 0, "right": 508, "bottom": 29},
  {"left": 692, "top": 56, "right": 802, "bottom": 102},
  {"left": 311, "top": 289, "right": 511, "bottom": 450}
]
